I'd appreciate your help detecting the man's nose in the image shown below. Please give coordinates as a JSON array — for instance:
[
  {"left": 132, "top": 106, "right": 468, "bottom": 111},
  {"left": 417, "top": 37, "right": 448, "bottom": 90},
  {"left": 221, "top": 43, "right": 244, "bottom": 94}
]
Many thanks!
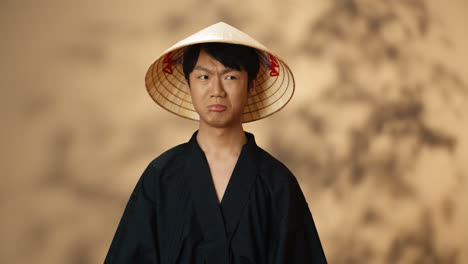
[{"left": 211, "top": 77, "right": 226, "bottom": 97}]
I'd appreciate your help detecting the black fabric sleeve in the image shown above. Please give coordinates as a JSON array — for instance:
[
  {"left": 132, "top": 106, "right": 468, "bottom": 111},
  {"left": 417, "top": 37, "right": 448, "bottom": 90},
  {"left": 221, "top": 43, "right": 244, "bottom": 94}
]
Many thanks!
[
  {"left": 273, "top": 174, "right": 328, "bottom": 264},
  {"left": 103, "top": 164, "right": 159, "bottom": 264}
]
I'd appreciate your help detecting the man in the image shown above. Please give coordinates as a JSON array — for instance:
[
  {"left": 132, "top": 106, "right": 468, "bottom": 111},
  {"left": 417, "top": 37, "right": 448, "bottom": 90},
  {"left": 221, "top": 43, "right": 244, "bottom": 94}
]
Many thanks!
[{"left": 104, "top": 22, "right": 327, "bottom": 263}]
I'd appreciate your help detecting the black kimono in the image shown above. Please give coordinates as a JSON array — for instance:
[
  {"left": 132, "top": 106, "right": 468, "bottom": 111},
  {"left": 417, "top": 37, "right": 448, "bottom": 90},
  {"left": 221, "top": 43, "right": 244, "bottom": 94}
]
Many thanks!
[{"left": 104, "top": 131, "right": 327, "bottom": 264}]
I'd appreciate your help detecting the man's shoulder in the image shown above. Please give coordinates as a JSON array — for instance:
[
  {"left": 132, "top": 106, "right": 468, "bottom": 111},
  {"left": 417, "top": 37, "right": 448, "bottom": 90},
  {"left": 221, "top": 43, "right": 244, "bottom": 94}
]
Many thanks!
[
  {"left": 255, "top": 145, "right": 294, "bottom": 183},
  {"left": 147, "top": 142, "right": 187, "bottom": 171},
  {"left": 255, "top": 146, "right": 305, "bottom": 206}
]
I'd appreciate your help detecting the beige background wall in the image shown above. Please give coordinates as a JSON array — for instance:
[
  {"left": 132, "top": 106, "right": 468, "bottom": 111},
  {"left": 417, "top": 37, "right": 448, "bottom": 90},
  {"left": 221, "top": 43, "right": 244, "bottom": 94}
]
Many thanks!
[{"left": 1, "top": 0, "right": 467, "bottom": 263}]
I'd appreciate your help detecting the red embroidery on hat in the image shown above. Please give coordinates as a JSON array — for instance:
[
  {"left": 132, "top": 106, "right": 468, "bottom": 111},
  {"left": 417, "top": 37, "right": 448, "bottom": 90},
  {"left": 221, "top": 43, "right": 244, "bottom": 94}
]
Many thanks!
[
  {"left": 268, "top": 54, "right": 279, "bottom": 77},
  {"left": 162, "top": 52, "right": 175, "bottom": 74}
]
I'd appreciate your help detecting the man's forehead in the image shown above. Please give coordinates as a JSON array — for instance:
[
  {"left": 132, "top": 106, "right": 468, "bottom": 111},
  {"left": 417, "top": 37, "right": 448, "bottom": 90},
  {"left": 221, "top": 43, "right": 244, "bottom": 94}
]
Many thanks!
[{"left": 193, "top": 65, "right": 240, "bottom": 75}]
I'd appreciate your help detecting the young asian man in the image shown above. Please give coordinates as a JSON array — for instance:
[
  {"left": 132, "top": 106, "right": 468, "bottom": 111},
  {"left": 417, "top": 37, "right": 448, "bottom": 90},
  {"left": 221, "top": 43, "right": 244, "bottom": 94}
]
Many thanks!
[{"left": 104, "top": 22, "right": 327, "bottom": 264}]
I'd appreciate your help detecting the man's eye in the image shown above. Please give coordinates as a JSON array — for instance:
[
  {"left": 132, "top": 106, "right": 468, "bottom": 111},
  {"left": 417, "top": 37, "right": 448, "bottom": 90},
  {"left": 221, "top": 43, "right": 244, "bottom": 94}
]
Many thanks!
[
  {"left": 198, "top": 75, "right": 208, "bottom": 80},
  {"left": 225, "top": 76, "right": 237, "bottom": 80}
]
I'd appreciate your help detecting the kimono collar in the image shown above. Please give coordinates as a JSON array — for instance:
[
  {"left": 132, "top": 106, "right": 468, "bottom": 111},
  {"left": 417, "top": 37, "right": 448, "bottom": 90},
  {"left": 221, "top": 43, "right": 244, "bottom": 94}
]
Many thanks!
[
  {"left": 186, "top": 130, "right": 259, "bottom": 167},
  {"left": 182, "top": 130, "right": 260, "bottom": 262},
  {"left": 185, "top": 130, "right": 260, "bottom": 207}
]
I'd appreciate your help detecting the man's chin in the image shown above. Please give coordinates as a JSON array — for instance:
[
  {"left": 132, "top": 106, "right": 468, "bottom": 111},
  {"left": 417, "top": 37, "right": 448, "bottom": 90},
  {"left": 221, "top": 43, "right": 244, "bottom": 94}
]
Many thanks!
[{"left": 200, "top": 116, "right": 240, "bottom": 129}]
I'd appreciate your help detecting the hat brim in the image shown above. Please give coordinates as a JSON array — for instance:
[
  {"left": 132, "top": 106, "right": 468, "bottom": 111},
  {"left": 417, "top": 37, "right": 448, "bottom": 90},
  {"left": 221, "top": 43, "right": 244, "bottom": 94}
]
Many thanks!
[{"left": 144, "top": 22, "right": 295, "bottom": 123}]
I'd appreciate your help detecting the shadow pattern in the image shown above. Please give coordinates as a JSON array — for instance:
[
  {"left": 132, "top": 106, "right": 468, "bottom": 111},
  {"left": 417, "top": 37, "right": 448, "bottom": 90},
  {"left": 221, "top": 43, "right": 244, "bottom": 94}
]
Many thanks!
[{"left": 269, "top": 0, "right": 467, "bottom": 263}]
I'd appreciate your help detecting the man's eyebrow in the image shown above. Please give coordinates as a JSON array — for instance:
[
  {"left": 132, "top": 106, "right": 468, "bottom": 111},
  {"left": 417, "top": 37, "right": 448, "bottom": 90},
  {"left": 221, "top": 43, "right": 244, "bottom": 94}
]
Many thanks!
[{"left": 221, "top": 68, "right": 239, "bottom": 74}]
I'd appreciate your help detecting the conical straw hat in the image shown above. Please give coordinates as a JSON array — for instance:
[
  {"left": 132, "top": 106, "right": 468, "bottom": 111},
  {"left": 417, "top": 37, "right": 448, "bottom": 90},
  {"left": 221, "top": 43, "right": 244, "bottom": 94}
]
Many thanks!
[{"left": 145, "top": 22, "right": 295, "bottom": 123}]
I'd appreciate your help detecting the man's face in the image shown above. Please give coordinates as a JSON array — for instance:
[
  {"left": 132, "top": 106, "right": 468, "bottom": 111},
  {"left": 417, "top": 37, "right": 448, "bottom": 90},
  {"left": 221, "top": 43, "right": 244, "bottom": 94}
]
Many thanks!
[{"left": 188, "top": 49, "right": 252, "bottom": 129}]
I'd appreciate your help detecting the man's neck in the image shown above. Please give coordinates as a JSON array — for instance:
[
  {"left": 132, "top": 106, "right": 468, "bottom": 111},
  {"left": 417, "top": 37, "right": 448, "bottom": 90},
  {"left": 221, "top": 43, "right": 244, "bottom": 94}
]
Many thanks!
[{"left": 196, "top": 123, "right": 247, "bottom": 156}]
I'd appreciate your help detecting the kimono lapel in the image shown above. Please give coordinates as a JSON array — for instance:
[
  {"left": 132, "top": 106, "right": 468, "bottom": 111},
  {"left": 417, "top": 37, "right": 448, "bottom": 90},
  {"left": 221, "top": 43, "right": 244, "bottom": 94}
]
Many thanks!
[
  {"left": 183, "top": 132, "right": 229, "bottom": 262},
  {"left": 220, "top": 132, "right": 259, "bottom": 239},
  {"left": 182, "top": 131, "right": 260, "bottom": 262}
]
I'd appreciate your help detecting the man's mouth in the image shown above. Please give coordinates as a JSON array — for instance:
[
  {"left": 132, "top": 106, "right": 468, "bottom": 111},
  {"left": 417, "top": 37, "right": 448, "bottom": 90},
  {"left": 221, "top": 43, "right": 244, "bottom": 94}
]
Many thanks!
[{"left": 208, "top": 104, "right": 227, "bottom": 112}]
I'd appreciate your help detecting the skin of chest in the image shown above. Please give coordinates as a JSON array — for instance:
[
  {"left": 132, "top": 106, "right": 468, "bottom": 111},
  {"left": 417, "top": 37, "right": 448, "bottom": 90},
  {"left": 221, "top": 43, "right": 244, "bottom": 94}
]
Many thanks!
[{"left": 205, "top": 151, "right": 240, "bottom": 203}]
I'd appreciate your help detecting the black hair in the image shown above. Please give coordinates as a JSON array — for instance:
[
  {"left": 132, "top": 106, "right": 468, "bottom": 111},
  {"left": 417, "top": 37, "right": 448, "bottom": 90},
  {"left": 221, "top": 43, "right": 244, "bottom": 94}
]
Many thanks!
[{"left": 182, "top": 42, "right": 260, "bottom": 88}]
